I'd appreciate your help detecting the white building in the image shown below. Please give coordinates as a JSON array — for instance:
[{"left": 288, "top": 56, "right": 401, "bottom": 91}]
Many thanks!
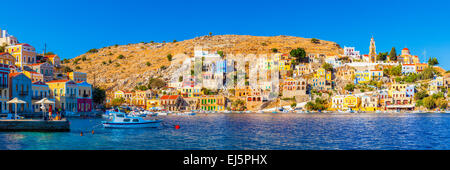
[
  {"left": 0, "top": 28, "right": 18, "bottom": 46},
  {"left": 402, "top": 64, "right": 416, "bottom": 75},
  {"left": 343, "top": 46, "right": 361, "bottom": 60}
]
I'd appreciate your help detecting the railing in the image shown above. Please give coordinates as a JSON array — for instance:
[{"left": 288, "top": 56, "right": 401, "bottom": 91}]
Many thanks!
[
  {"left": 18, "top": 91, "right": 29, "bottom": 96},
  {"left": 0, "top": 84, "right": 7, "bottom": 89}
]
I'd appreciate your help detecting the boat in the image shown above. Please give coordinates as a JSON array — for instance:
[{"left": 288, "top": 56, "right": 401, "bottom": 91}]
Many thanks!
[
  {"left": 222, "top": 110, "right": 232, "bottom": 114},
  {"left": 174, "top": 112, "right": 196, "bottom": 116},
  {"left": 338, "top": 109, "right": 354, "bottom": 113},
  {"left": 102, "top": 112, "right": 162, "bottom": 128},
  {"left": 156, "top": 112, "right": 168, "bottom": 116}
]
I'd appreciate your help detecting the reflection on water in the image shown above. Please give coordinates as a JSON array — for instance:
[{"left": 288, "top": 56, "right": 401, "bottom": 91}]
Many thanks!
[{"left": 1, "top": 113, "right": 450, "bottom": 150}]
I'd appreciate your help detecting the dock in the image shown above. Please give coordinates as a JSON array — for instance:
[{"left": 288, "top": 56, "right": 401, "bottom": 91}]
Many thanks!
[{"left": 0, "top": 119, "right": 70, "bottom": 132}]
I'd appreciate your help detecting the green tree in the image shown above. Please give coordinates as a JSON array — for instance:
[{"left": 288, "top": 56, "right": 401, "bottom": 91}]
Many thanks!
[
  {"left": 290, "top": 48, "right": 307, "bottom": 63},
  {"left": 428, "top": 57, "right": 439, "bottom": 66},
  {"left": 389, "top": 47, "right": 397, "bottom": 61},
  {"left": 423, "top": 96, "right": 436, "bottom": 110},
  {"left": 111, "top": 97, "right": 125, "bottom": 107},
  {"left": 92, "top": 87, "right": 106, "bottom": 105},
  {"left": 87, "top": 48, "right": 98, "bottom": 53},
  {"left": 345, "top": 84, "right": 355, "bottom": 92},
  {"left": 45, "top": 52, "right": 55, "bottom": 55},
  {"left": 322, "top": 63, "right": 333, "bottom": 72},
  {"left": 217, "top": 51, "right": 224, "bottom": 57},
  {"left": 271, "top": 48, "right": 278, "bottom": 53},
  {"left": 415, "top": 90, "right": 429, "bottom": 101},
  {"left": 167, "top": 54, "right": 173, "bottom": 61},
  {"left": 117, "top": 55, "right": 125, "bottom": 59},
  {"left": 0, "top": 43, "right": 7, "bottom": 52},
  {"left": 311, "top": 38, "right": 320, "bottom": 44},
  {"left": 146, "top": 62, "right": 151, "bottom": 66},
  {"left": 377, "top": 52, "right": 388, "bottom": 61}
]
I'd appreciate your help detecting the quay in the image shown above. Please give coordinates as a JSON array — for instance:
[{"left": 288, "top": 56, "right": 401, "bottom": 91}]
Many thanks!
[{"left": 0, "top": 119, "right": 70, "bottom": 132}]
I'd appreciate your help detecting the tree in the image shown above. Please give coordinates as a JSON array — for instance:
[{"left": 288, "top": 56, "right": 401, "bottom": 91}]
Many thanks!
[
  {"left": 290, "top": 48, "right": 307, "bottom": 63},
  {"left": 345, "top": 83, "right": 355, "bottom": 92},
  {"left": 389, "top": 47, "right": 397, "bottom": 61},
  {"left": 45, "top": 52, "right": 55, "bottom": 55},
  {"left": 111, "top": 97, "right": 125, "bottom": 107},
  {"left": 217, "top": 51, "right": 224, "bottom": 57},
  {"left": 209, "top": 32, "right": 212, "bottom": 36},
  {"left": 377, "top": 52, "right": 388, "bottom": 61},
  {"left": 311, "top": 38, "right": 320, "bottom": 44},
  {"left": 271, "top": 48, "right": 278, "bottom": 53},
  {"left": 322, "top": 63, "right": 333, "bottom": 72},
  {"left": 117, "top": 55, "right": 124, "bottom": 59},
  {"left": 173, "top": 40, "right": 177, "bottom": 43},
  {"left": 428, "top": 57, "right": 439, "bottom": 66},
  {"left": 62, "top": 66, "right": 73, "bottom": 73},
  {"left": 423, "top": 96, "right": 435, "bottom": 110},
  {"left": 146, "top": 62, "right": 151, "bottom": 66},
  {"left": 92, "top": 87, "right": 106, "bottom": 105},
  {"left": 167, "top": 54, "right": 173, "bottom": 61},
  {"left": 0, "top": 43, "right": 7, "bottom": 52},
  {"left": 87, "top": 48, "right": 98, "bottom": 53}
]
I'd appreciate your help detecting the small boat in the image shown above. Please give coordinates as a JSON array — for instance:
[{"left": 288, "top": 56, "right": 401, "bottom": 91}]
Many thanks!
[
  {"left": 222, "top": 110, "right": 232, "bottom": 114},
  {"left": 102, "top": 112, "right": 162, "bottom": 128},
  {"left": 156, "top": 112, "right": 168, "bottom": 116},
  {"left": 174, "top": 112, "right": 196, "bottom": 116}
]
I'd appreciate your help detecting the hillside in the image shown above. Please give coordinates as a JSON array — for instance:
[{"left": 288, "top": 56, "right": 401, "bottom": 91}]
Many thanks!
[{"left": 62, "top": 35, "right": 343, "bottom": 96}]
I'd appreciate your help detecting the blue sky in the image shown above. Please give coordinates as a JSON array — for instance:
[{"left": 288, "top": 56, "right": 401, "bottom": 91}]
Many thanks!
[{"left": 1, "top": 0, "right": 449, "bottom": 69}]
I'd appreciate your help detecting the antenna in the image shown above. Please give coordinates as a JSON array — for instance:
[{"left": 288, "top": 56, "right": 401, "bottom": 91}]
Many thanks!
[{"left": 43, "top": 43, "right": 47, "bottom": 57}]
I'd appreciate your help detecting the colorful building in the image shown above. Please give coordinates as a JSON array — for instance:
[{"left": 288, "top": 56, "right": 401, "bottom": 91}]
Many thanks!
[
  {"left": 77, "top": 81, "right": 93, "bottom": 113},
  {"left": 28, "top": 62, "right": 54, "bottom": 82},
  {"left": 360, "top": 94, "right": 379, "bottom": 111},
  {"left": 281, "top": 77, "right": 307, "bottom": 98},
  {"left": 9, "top": 73, "right": 33, "bottom": 114},
  {"left": 0, "top": 53, "right": 15, "bottom": 113},
  {"left": 67, "top": 72, "right": 87, "bottom": 82},
  {"left": 160, "top": 95, "right": 188, "bottom": 111},
  {"left": 402, "top": 64, "right": 416, "bottom": 74},
  {"left": 343, "top": 95, "right": 360, "bottom": 110},
  {"left": 44, "top": 54, "right": 61, "bottom": 67},
  {"left": 47, "top": 80, "right": 78, "bottom": 112},
  {"left": 398, "top": 48, "right": 420, "bottom": 64},
  {"left": 199, "top": 95, "right": 227, "bottom": 111},
  {"left": 31, "top": 81, "right": 54, "bottom": 113},
  {"left": 23, "top": 70, "right": 44, "bottom": 82},
  {"left": 6, "top": 43, "right": 36, "bottom": 68}
]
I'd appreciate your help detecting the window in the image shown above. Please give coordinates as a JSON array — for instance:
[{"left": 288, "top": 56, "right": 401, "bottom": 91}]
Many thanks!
[
  {"left": 132, "top": 119, "right": 139, "bottom": 122},
  {"left": 123, "top": 119, "right": 130, "bottom": 122}
]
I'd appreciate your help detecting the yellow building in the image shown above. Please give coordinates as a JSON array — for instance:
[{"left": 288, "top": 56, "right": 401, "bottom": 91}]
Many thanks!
[
  {"left": 180, "top": 86, "right": 203, "bottom": 98},
  {"left": 44, "top": 54, "right": 61, "bottom": 67},
  {"left": 146, "top": 98, "right": 160, "bottom": 110},
  {"left": 343, "top": 95, "right": 360, "bottom": 110},
  {"left": 398, "top": 48, "right": 420, "bottom": 64},
  {"left": 67, "top": 72, "right": 87, "bottom": 82},
  {"left": 314, "top": 68, "right": 332, "bottom": 81},
  {"left": 47, "top": 79, "right": 78, "bottom": 112},
  {"left": 199, "top": 95, "right": 227, "bottom": 111},
  {"left": 23, "top": 70, "right": 44, "bottom": 82},
  {"left": 31, "top": 81, "right": 55, "bottom": 113},
  {"left": 6, "top": 43, "right": 36, "bottom": 68},
  {"left": 388, "top": 84, "right": 407, "bottom": 96}
]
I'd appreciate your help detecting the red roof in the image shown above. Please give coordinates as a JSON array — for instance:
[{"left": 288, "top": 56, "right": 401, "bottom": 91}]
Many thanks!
[
  {"left": 403, "top": 48, "right": 409, "bottom": 51},
  {"left": 0, "top": 52, "right": 8, "bottom": 55},
  {"left": 28, "top": 63, "right": 45, "bottom": 66},
  {"left": 15, "top": 43, "right": 31, "bottom": 47},
  {"left": 45, "top": 55, "right": 57, "bottom": 58},
  {"left": 160, "top": 95, "right": 179, "bottom": 100},
  {"left": 9, "top": 73, "right": 22, "bottom": 78}
]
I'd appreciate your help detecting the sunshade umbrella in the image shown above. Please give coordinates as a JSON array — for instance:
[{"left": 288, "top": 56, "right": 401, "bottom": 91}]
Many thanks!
[
  {"left": 7, "top": 97, "right": 26, "bottom": 120},
  {"left": 34, "top": 98, "right": 55, "bottom": 120}
]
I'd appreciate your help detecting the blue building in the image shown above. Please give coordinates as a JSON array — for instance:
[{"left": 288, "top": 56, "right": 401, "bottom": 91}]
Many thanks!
[{"left": 8, "top": 73, "right": 32, "bottom": 114}]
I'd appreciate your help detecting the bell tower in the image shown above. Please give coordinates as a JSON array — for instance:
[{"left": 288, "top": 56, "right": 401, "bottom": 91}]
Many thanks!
[{"left": 369, "top": 36, "right": 377, "bottom": 63}]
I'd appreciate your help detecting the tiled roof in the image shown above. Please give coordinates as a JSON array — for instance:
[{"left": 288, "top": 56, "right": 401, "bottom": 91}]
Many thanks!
[
  {"left": 9, "top": 73, "right": 22, "bottom": 77},
  {"left": 160, "top": 95, "right": 179, "bottom": 100}
]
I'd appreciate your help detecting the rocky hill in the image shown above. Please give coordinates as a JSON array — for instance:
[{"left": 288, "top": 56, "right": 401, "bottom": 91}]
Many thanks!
[{"left": 62, "top": 35, "right": 343, "bottom": 95}]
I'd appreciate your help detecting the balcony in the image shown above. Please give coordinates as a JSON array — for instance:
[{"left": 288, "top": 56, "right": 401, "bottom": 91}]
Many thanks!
[
  {"left": 18, "top": 91, "right": 29, "bottom": 96},
  {"left": 0, "top": 84, "right": 7, "bottom": 89}
]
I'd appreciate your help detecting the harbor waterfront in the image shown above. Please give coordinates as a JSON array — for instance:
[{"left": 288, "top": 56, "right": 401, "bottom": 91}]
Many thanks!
[{"left": 2, "top": 113, "right": 450, "bottom": 150}]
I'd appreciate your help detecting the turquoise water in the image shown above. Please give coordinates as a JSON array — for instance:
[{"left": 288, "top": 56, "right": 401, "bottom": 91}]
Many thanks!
[{"left": 1, "top": 113, "right": 450, "bottom": 150}]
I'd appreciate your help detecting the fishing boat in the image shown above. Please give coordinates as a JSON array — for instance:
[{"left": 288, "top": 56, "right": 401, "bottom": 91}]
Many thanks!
[{"left": 102, "top": 112, "right": 162, "bottom": 128}]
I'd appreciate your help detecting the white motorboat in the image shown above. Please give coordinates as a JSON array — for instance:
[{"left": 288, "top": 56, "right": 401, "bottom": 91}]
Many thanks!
[
  {"left": 174, "top": 112, "right": 196, "bottom": 116},
  {"left": 222, "top": 110, "right": 232, "bottom": 114},
  {"left": 102, "top": 111, "right": 161, "bottom": 128}
]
